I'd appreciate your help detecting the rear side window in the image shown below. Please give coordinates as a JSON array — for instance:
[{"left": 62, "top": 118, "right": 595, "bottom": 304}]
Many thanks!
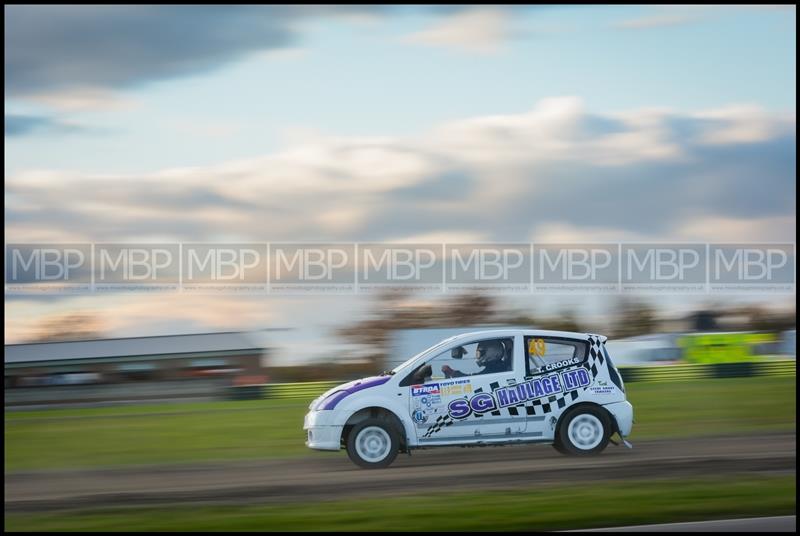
[{"left": 525, "top": 337, "right": 588, "bottom": 376}]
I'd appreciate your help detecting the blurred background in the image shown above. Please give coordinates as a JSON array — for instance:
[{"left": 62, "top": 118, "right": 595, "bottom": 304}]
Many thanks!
[
  {"left": 4, "top": 5, "right": 796, "bottom": 531},
  {"left": 4, "top": 293, "right": 797, "bottom": 406}
]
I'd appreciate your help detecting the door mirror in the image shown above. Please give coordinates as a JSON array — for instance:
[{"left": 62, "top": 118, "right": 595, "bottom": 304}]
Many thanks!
[
  {"left": 411, "top": 363, "right": 433, "bottom": 384},
  {"left": 420, "top": 363, "right": 432, "bottom": 378},
  {"left": 451, "top": 346, "right": 466, "bottom": 359}
]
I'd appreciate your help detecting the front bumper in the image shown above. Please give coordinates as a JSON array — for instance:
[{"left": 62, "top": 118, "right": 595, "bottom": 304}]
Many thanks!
[
  {"left": 603, "top": 400, "right": 634, "bottom": 437},
  {"left": 303, "top": 410, "right": 344, "bottom": 451}
]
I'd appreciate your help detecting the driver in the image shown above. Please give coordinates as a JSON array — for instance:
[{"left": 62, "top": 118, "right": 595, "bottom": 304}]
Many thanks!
[{"left": 442, "top": 340, "right": 507, "bottom": 378}]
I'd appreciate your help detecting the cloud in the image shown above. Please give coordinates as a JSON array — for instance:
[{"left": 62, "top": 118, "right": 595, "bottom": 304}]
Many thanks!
[
  {"left": 4, "top": 6, "right": 381, "bottom": 98},
  {"left": 5, "top": 113, "right": 96, "bottom": 137},
  {"left": 24, "top": 88, "right": 140, "bottom": 112},
  {"left": 4, "top": 294, "right": 273, "bottom": 343},
  {"left": 5, "top": 115, "right": 50, "bottom": 136},
  {"left": 5, "top": 97, "right": 796, "bottom": 246},
  {"left": 614, "top": 5, "right": 796, "bottom": 30},
  {"left": 5, "top": 293, "right": 369, "bottom": 363},
  {"left": 402, "top": 7, "right": 516, "bottom": 53},
  {"left": 673, "top": 215, "right": 797, "bottom": 243},
  {"left": 691, "top": 106, "right": 796, "bottom": 145}
]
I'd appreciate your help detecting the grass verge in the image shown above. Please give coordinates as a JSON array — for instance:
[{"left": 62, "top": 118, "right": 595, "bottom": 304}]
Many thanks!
[
  {"left": 5, "top": 376, "right": 796, "bottom": 471},
  {"left": 4, "top": 475, "right": 795, "bottom": 531}
]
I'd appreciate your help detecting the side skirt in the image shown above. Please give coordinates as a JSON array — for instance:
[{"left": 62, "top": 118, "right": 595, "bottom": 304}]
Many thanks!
[{"left": 409, "top": 435, "right": 552, "bottom": 450}]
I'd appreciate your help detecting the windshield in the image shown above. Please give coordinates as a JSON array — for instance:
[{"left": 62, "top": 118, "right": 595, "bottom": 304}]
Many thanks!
[{"left": 391, "top": 337, "right": 457, "bottom": 375}]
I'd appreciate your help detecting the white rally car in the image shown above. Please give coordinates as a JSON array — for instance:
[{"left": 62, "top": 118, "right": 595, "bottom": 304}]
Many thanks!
[{"left": 304, "top": 329, "right": 633, "bottom": 469}]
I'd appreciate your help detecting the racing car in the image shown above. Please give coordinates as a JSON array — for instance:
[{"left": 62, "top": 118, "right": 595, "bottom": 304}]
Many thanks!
[{"left": 304, "top": 329, "right": 633, "bottom": 468}]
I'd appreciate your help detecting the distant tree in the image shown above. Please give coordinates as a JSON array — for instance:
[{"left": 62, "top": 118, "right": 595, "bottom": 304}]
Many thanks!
[
  {"left": 538, "top": 308, "right": 582, "bottom": 333},
  {"left": 336, "top": 292, "right": 508, "bottom": 368},
  {"left": 727, "top": 305, "right": 796, "bottom": 332},
  {"left": 609, "top": 297, "right": 658, "bottom": 338},
  {"left": 690, "top": 310, "right": 719, "bottom": 331},
  {"left": 28, "top": 313, "right": 106, "bottom": 342}
]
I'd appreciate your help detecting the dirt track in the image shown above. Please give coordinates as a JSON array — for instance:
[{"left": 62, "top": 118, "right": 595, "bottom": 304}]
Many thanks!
[{"left": 5, "top": 433, "right": 795, "bottom": 512}]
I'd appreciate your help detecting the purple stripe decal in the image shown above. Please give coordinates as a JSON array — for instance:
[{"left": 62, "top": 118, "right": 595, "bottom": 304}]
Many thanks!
[{"left": 319, "top": 376, "right": 391, "bottom": 410}]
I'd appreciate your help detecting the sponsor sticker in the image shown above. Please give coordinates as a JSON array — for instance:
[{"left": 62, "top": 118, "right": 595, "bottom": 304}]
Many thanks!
[
  {"left": 413, "top": 384, "right": 443, "bottom": 408},
  {"left": 589, "top": 379, "right": 615, "bottom": 395},
  {"left": 412, "top": 384, "right": 440, "bottom": 396},
  {"left": 543, "top": 357, "right": 581, "bottom": 371},
  {"left": 412, "top": 409, "right": 428, "bottom": 424},
  {"left": 445, "top": 367, "right": 594, "bottom": 420},
  {"left": 439, "top": 379, "right": 473, "bottom": 397},
  {"left": 418, "top": 394, "right": 442, "bottom": 408},
  {"left": 560, "top": 368, "right": 591, "bottom": 390},
  {"left": 528, "top": 338, "right": 546, "bottom": 357},
  {"left": 438, "top": 378, "right": 471, "bottom": 387}
]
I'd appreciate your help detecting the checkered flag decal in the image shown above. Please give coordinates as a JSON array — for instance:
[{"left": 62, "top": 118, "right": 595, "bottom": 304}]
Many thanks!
[
  {"left": 586, "top": 334, "right": 605, "bottom": 379},
  {"left": 422, "top": 335, "right": 606, "bottom": 439},
  {"left": 422, "top": 413, "right": 453, "bottom": 438}
]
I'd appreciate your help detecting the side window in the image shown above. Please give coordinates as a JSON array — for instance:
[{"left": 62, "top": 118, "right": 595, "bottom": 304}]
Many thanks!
[
  {"left": 401, "top": 338, "right": 513, "bottom": 386},
  {"left": 525, "top": 337, "right": 587, "bottom": 375}
]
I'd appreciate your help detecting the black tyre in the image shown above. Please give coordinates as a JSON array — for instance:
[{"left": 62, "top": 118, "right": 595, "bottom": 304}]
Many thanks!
[
  {"left": 557, "top": 406, "right": 611, "bottom": 456},
  {"left": 346, "top": 418, "right": 400, "bottom": 469},
  {"left": 552, "top": 439, "right": 569, "bottom": 455}
]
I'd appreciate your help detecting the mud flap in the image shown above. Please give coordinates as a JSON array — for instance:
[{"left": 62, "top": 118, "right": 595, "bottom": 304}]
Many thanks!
[{"left": 607, "top": 411, "right": 633, "bottom": 449}]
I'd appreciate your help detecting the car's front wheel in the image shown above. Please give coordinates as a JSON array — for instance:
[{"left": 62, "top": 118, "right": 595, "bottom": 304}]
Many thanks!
[
  {"left": 346, "top": 418, "right": 400, "bottom": 469},
  {"left": 557, "top": 406, "right": 611, "bottom": 456}
]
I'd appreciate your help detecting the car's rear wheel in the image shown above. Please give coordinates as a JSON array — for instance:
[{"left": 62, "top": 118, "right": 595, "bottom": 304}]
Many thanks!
[
  {"left": 346, "top": 418, "right": 400, "bottom": 469},
  {"left": 558, "top": 406, "right": 610, "bottom": 456}
]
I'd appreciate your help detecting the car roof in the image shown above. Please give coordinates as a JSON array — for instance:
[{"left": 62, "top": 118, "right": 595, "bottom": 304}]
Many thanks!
[{"left": 440, "top": 329, "right": 606, "bottom": 344}]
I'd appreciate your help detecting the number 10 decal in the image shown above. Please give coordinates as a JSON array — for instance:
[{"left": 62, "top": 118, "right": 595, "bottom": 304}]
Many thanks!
[{"left": 529, "top": 338, "right": 546, "bottom": 357}]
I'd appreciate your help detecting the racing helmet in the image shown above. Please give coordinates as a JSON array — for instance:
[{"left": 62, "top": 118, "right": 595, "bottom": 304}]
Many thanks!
[{"left": 476, "top": 340, "right": 505, "bottom": 368}]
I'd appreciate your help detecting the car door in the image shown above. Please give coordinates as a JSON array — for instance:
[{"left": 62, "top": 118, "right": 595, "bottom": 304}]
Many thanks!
[
  {"left": 405, "top": 335, "right": 527, "bottom": 444},
  {"left": 523, "top": 335, "right": 591, "bottom": 439}
]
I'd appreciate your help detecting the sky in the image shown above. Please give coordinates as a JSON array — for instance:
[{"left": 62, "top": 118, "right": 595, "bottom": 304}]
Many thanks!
[{"left": 4, "top": 5, "right": 797, "bottom": 361}]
